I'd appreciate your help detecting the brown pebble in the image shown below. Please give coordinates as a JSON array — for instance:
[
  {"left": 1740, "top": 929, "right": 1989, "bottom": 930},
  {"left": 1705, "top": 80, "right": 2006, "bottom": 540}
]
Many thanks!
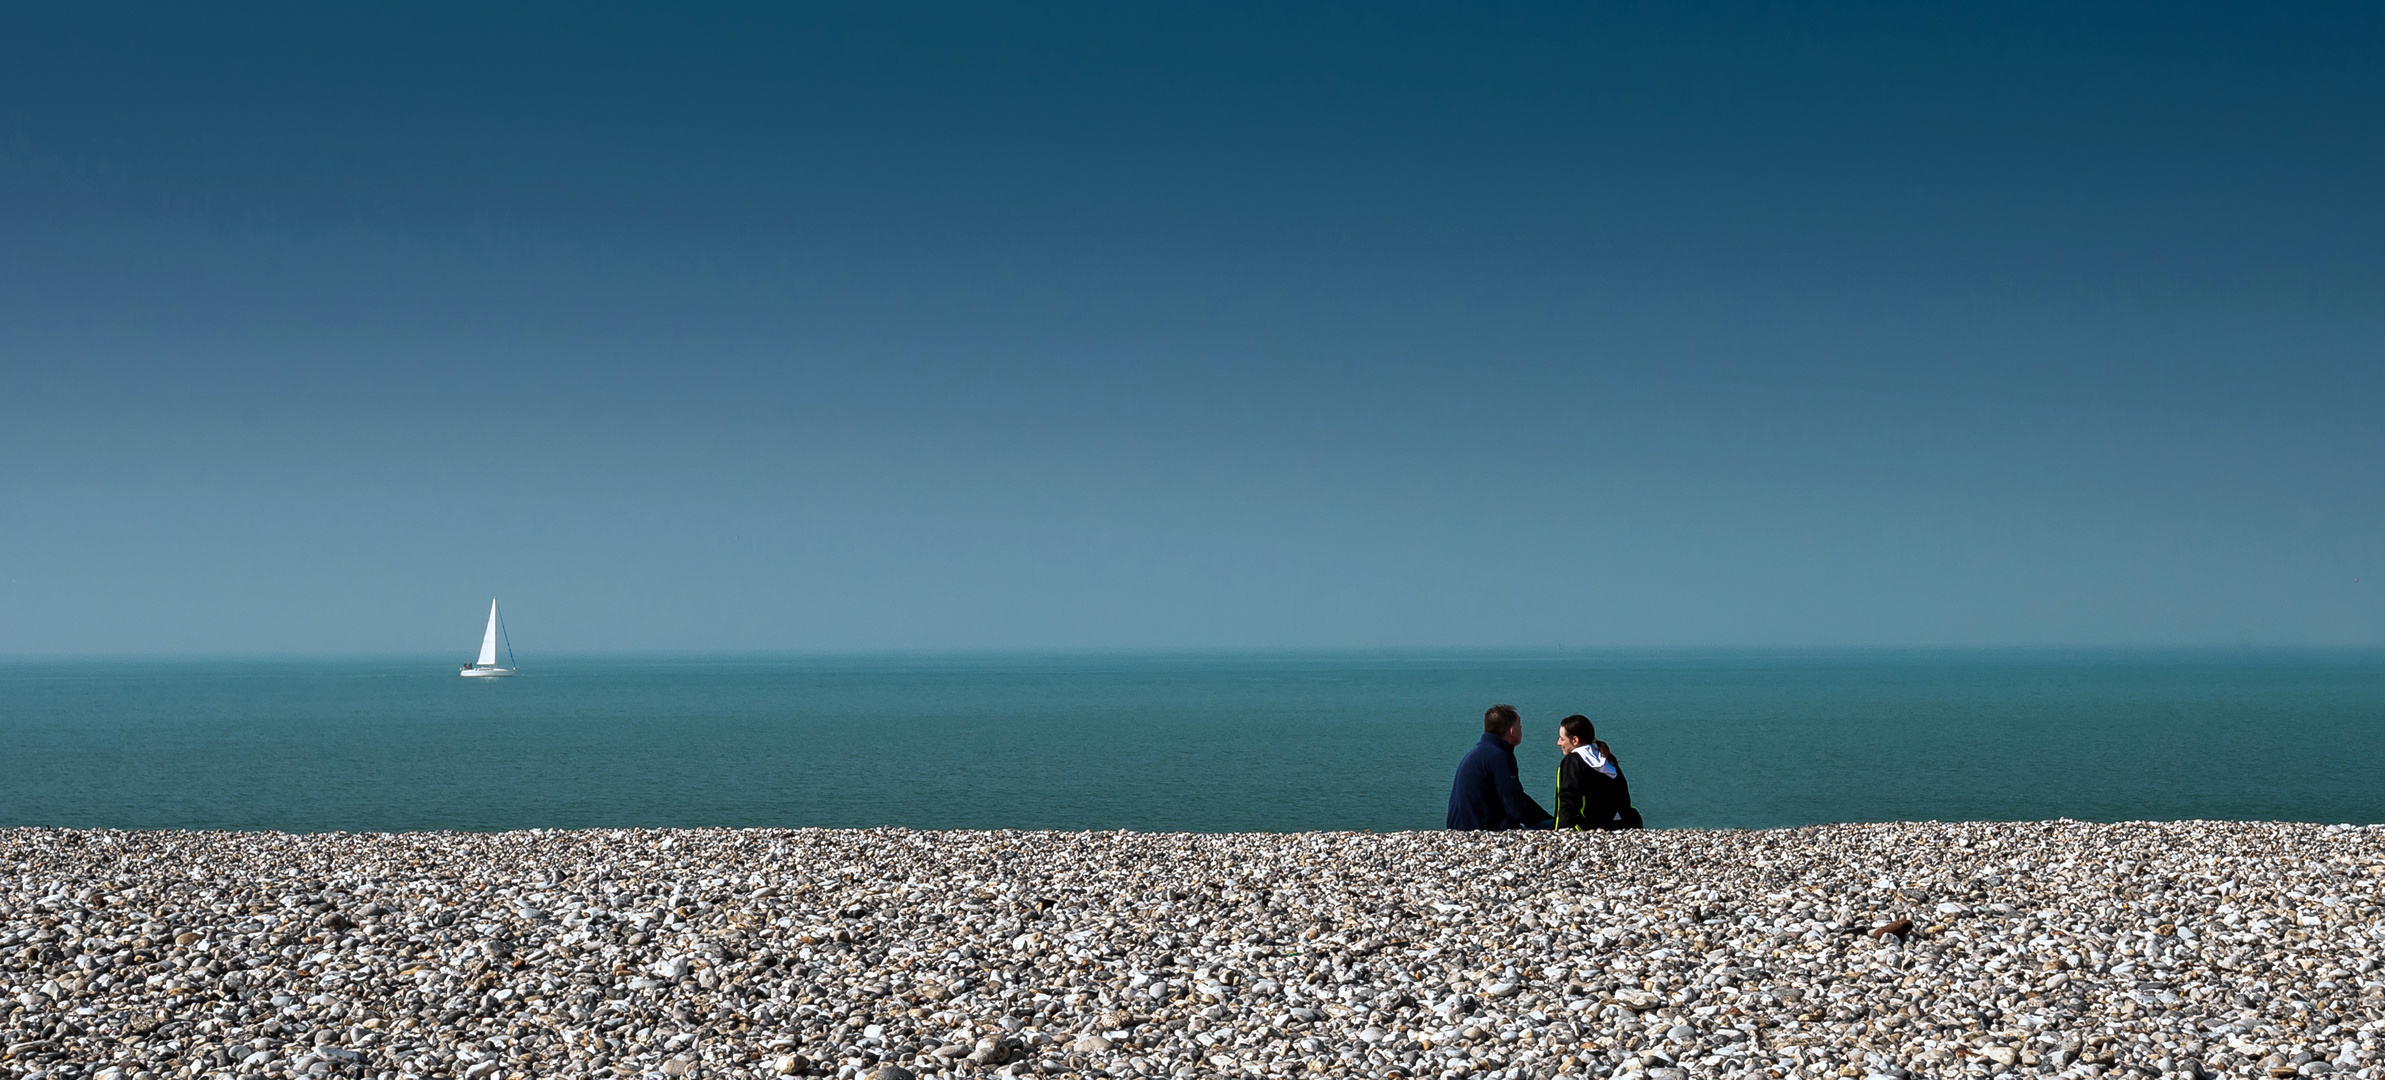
[{"left": 1868, "top": 918, "right": 1914, "bottom": 938}]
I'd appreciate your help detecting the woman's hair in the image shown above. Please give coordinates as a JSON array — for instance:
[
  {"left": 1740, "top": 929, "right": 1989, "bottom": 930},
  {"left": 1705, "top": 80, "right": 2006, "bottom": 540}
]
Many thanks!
[
  {"left": 1559, "top": 714, "right": 1595, "bottom": 744},
  {"left": 1484, "top": 704, "right": 1520, "bottom": 734}
]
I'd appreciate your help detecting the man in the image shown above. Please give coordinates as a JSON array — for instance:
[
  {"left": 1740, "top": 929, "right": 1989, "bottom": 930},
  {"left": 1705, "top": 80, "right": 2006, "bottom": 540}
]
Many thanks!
[
  {"left": 1446, "top": 704, "right": 1554, "bottom": 830},
  {"left": 1554, "top": 713, "right": 1641, "bottom": 831}
]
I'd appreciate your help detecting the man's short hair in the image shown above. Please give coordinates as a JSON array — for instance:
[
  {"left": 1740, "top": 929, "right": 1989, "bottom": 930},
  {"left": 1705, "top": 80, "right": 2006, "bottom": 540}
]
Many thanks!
[
  {"left": 1484, "top": 704, "right": 1520, "bottom": 734},
  {"left": 1560, "top": 714, "right": 1594, "bottom": 744}
]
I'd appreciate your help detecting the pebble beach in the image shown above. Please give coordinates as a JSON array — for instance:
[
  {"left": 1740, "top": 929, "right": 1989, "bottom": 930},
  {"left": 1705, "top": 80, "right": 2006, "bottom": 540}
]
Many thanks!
[{"left": 4, "top": 822, "right": 2381, "bottom": 1080}]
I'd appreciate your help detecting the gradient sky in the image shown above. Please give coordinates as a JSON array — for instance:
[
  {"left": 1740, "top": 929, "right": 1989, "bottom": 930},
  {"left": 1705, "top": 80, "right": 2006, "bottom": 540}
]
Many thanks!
[{"left": 4, "top": 2, "right": 2382, "bottom": 655}]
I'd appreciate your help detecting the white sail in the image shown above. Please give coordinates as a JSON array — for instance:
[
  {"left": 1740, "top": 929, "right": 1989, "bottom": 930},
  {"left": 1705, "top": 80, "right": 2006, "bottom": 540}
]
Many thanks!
[{"left": 477, "top": 600, "right": 501, "bottom": 667}]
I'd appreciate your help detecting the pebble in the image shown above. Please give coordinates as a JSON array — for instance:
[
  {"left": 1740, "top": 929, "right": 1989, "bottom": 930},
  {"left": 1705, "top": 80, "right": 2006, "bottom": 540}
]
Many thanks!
[{"left": 0, "top": 822, "right": 2382, "bottom": 1080}]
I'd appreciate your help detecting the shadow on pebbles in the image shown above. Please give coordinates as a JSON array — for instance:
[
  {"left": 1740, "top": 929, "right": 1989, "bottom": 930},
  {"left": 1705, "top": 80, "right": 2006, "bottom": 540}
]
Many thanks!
[{"left": 3, "top": 823, "right": 2382, "bottom": 1080}]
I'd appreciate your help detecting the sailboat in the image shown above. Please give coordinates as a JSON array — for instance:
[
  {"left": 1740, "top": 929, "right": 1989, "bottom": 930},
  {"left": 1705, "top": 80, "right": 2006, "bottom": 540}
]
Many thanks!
[{"left": 460, "top": 599, "right": 518, "bottom": 677}]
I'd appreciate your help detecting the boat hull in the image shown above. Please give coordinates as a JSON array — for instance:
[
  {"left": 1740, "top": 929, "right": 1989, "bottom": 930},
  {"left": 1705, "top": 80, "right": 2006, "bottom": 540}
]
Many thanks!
[{"left": 459, "top": 666, "right": 515, "bottom": 678}]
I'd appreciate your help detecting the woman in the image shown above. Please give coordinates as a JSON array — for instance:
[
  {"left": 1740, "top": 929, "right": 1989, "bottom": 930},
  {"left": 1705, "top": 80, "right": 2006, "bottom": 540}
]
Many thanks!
[{"left": 1554, "top": 713, "right": 1643, "bottom": 830}]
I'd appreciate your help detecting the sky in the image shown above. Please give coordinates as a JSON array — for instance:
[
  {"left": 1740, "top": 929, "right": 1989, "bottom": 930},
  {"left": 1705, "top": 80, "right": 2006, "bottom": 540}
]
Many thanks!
[{"left": 3, "top": 2, "right": 2382, "bottom": 656}]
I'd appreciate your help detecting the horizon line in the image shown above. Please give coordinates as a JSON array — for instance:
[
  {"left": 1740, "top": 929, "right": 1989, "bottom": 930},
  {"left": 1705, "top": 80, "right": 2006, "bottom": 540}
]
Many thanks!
[{"left": 3, "top": 642, "right": 2380, "bottom": 664}]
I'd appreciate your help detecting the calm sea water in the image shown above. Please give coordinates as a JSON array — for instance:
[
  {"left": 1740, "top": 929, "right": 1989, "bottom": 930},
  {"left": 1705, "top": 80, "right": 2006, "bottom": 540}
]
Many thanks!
[{"left": 2, "top": 650, "right": 2379, "bottom": 833}]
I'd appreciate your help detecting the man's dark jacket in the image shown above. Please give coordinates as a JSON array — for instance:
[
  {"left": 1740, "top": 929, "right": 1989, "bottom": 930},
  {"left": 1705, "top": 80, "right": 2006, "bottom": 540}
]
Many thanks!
[{"left": 1446, "top": 731, "right": 1551, "bottom": 830}]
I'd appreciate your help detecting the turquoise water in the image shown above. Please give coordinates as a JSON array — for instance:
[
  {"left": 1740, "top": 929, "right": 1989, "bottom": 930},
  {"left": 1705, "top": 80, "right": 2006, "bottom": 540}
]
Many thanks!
[{"left": 2, "top": 650, "right": 2380, "bottom": 833}]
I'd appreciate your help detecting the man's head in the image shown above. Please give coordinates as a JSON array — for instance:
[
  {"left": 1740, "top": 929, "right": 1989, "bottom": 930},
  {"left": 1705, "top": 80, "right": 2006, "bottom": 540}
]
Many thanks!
[
  {"left": 1557, "top": 714, "right": 1594, "bottom": 753},
  {"left": 1484, "top": 704, "right": 1522, "bottom": 746}
]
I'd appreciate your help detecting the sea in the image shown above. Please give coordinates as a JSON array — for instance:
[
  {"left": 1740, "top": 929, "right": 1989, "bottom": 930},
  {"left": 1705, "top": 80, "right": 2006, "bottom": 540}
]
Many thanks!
[{"left": 2, "top": 650, "right": 2380, "bottom": 835}]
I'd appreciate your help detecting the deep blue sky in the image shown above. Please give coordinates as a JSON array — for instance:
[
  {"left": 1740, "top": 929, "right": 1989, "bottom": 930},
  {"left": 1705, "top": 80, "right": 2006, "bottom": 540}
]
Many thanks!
[{"left": 4, "top": 2, "right": 2381, "bottom": 655}]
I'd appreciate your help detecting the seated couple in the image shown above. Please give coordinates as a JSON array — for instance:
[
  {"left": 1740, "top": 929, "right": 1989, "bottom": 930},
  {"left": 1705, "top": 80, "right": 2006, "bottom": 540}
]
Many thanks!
[{"left": 1446, "top": 704, "right": 1643, "bottom": 831}]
